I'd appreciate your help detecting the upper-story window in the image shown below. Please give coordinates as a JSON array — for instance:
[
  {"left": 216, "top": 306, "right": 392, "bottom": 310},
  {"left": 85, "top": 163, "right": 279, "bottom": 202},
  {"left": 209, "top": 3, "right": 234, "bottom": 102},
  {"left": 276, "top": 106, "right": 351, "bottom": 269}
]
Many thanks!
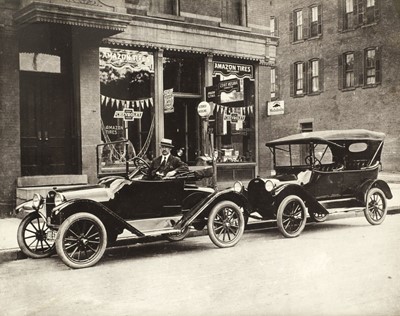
[
  {"left": 338, "top": 47, "right": 381, "bottom": 90},
  {"left": 150, "top": 0, "right": 180, "bottom": 16},
  {"left": 290, "top": 5, "right": 322, "bottom": 42},
  {"left": 294, "top": 10, "right": 303, "bottom": 41},
  {"left": 221, "top": 0, "right": 247, "bottom": 26},
  {"left": 339, "top": 0, "right": 379, "bottom": 31},
  {"left": 270, "top": 16, "right": 278, "bottom": 36},
  {"left": 290, "top": 58, "right": 324, "bottom": 97},
  {"left": 309, "top": 5, "right": 322, "bottom": 37}
]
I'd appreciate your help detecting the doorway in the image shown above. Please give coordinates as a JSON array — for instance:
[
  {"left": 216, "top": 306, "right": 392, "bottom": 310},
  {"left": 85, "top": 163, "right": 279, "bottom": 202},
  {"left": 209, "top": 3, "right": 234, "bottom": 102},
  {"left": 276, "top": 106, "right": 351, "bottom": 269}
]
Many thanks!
[
  {"left": 20, "top": 72, "right": 78, "bottom": 176},
  {"left": 164, "top": 98, "right": 200, "bottom": 164}
]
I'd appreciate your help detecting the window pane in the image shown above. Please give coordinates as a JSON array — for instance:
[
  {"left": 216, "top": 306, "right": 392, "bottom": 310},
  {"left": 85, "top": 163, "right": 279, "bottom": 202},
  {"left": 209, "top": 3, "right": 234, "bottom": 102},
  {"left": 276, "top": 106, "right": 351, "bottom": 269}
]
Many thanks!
[
  {"left": 311, "top": 6, "right": 318, "bottom": 22},
  {"left": 367, "top": 0, "right": 375, "bottom": 8},
  {"left": 346, "top": 0, "right": 354, "bottom": 12},
  {"left": 163, "top": 56, "right": 201, "bottom": 93}
]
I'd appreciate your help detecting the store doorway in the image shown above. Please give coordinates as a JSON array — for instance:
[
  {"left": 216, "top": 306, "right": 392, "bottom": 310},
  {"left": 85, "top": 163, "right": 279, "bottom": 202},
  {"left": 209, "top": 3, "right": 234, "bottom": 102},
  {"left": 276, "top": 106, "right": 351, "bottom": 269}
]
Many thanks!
[
  {"left": 20, "top": 72, "right": 78, "bottom": 176},
  {"left": 164, "top": 98, "right": 200, "bottom": 164}
]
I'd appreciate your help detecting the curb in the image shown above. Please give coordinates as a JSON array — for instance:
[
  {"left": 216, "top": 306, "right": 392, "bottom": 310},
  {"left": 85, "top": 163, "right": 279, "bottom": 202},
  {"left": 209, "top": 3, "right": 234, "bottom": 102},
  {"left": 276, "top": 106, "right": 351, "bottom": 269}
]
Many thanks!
[{"left": 1, "top": 207, "right": 399, "bottom": 265}]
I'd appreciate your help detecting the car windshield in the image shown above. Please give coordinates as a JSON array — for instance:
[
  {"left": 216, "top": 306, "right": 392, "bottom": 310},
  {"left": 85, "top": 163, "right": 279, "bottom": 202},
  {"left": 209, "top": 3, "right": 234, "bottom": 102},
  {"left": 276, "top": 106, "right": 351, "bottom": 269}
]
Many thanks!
[{"left": 274, "top": 143, "right": 334, "bottom": 167}]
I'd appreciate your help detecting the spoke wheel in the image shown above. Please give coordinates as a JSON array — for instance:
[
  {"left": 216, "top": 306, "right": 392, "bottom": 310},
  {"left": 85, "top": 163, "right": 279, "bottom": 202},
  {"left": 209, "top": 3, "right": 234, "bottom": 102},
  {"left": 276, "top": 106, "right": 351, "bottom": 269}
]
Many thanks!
[
  {"left": 166, "top": 226, "right": 191, "bottom": 242},
  {"left": 55, "top": 212, "right": 107, "bottom": 269},
  {"left": 277, "top": 195, "right": 307, "bottom": 238},
  {"left": 207, "top": 201, "right": 245, "bottom": 248},
  {"left": 17, "top": 212, "right": 55, "bottom": 259},
  {"left": 364, "top": 188, "right": 387, "bottom": 225}
]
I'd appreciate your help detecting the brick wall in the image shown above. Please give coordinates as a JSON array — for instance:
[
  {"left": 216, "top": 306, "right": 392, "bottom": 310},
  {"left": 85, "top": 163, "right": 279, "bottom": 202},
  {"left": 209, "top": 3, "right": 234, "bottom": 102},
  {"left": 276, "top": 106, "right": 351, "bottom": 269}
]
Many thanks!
[{"left": 267, "top": 0, "right": 400, "bottom": 172}]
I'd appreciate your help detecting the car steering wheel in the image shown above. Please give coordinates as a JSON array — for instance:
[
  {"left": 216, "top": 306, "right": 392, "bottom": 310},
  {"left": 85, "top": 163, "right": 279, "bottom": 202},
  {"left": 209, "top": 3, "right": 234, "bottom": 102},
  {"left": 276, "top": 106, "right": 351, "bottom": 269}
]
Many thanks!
[
  {"left": 305, "top": 155, "right": 321, "bottom": 167},
  {"left": 132, "top": 157, "right": 150, "bottom": 175}
]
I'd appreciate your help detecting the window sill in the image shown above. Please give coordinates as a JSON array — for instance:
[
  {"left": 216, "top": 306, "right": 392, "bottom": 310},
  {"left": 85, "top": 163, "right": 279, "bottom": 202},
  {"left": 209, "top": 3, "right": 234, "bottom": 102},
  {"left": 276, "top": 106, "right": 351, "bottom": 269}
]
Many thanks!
[
  {"left": 307, "top": 34, "right": 322, "bottom": 41},
  {"left": 293, "top": 93, "right": 305, "bottom": 98},
  {"left": 308, "top": 91, "right": 322, "bottom": 96},
  {"left": 146, "top": 12, "right": 185, "bottom": 22},
  {"left": 341, "top": 87, "right": 356, "bottom": 92},
  {"left": 361, "top": 22, "right": 378, "bottom": 28},
  {"left": 219, "top": 23, "right": 252, "bottom": 32},
  {"left": 362, "top": 84, "right": 380, "bottom": 89}
]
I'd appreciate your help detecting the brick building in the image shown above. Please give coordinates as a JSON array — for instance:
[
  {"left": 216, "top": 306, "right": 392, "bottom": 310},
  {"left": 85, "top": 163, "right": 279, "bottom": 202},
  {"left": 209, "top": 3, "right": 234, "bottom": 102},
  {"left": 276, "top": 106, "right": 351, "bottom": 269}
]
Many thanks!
[
  {"left": 262, "top": 0, "right": 400, "bottom": 175},
  {"left": 0, "top": 0, "right": 276, "bottom": 216}
]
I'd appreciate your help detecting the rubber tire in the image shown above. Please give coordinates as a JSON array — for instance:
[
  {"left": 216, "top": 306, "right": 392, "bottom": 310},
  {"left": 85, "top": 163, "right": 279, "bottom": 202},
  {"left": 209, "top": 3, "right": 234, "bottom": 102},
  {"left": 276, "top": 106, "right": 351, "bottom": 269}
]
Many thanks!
[
  {"left": 17, "top": 212, "right": 55, "bottom": 259},
  {"left": 277, "top": 195, "right": 307, "bottom": 238},
  {"left": 207, "top": 201, "right": 245, "bottom": 248},
  {"left": 364, "top": 188, "right": 387, "bottom": 225},
  {"left": 166, "top": 226, "right": 191, "bottom": 242},
  {"left": 55, "top": 212, "right": 107, "bottom": 269}
]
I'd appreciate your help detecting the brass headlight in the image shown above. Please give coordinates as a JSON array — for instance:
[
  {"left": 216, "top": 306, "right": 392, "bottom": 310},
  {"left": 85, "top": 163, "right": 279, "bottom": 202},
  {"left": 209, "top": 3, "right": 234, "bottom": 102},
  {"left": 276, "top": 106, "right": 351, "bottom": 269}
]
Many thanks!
[
  {"left": 233, "top": 181, "right": 243, "bottom": 193},
  {"left": 265, "top": 180, "right": 275, "bottom": 192},
  {"left": 54, "top": 193, "right": 65, "bottom": 206},
  {"left": 32, "top": 193, "right": 43, "bottom": 209}
]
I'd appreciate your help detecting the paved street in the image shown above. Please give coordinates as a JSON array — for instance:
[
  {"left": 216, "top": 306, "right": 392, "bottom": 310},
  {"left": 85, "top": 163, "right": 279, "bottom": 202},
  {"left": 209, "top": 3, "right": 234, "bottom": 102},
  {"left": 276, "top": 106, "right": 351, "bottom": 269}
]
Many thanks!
[{"left": 1, "top": 214, "right": 400, "bottom": 316}]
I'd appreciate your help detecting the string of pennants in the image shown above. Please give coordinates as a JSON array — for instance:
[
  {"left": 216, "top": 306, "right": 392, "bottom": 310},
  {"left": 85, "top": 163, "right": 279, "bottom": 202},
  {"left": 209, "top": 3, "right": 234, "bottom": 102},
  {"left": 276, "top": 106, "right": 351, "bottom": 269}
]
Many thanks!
[
  {"left": 215, "top": 104, "right": 254, "bottom": 115},
  {"left": 101, "top": 94, "right": 153, "bottom": 109}
]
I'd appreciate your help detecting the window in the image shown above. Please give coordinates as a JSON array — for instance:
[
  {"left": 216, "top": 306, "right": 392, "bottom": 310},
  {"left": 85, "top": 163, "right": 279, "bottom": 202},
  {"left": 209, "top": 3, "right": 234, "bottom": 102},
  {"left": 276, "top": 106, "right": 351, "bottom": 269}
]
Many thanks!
[
  {"left": 339, "top": 0, "right": 379, "bottom": 31},
  {"left": 309, "top": 59, "right": 319, "bottom": 92},
  {"left": 271, "top": 68, "right": 277, "bottom": 99},
  {"left": 270, "top": 16, "right": 278, "bottom": 36},
  {"left": 309, "top": 5, "right": 322, "bottom": 37},
  {"left": 291, "top": 59, "right": 323, "bottom": 97},
  {"left": 294, "top": 10, "right": 303, "bottom": 41},
  {"left": 295, "top": 62, "right": 304, "bottom": 95},
  {"left": 338, "top": 47, "right": 381, "bottom": 90},
  {"left": 150, "top": 0, "right": 179, "bottom": 15},
  {"left": 344, "top": 52, "right": 355, "bottom": 88},
  {"left": 365, "top": 48, "right": 376, "bottom": 85},
  {"left": 222, "top": 0, "right": 247, "bottom": 26}
]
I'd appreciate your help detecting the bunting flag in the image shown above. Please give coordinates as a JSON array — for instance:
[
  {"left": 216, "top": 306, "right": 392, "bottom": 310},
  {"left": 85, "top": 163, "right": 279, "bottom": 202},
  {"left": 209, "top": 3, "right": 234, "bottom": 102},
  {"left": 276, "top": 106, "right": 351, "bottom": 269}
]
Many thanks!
[
  {"left": 212, "top": 103, "right": 254, "bottom": 115},
  {"left": 100, "top": 94, "right": 154, "bottom": 109}
]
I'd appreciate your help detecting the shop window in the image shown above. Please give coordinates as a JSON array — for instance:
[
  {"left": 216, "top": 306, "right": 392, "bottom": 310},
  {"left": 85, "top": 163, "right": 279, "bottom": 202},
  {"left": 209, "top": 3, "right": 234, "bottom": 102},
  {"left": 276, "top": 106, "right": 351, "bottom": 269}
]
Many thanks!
[
  {"left": 221, "top": 0, "right": 247, "bottom": 26},
  {"left": 150, "top": 0, "right": 179, "bottom": 15},
  {"left": 163, "top": 56, "right": 201, "bottom": 94},
  {"left": 339, "top": 0, "right": 379, "bottom": 31},
  {"left": 99, "top": 48, "right": 154, "bottom": 162},
  {"left": 212, "top": 66, "right": 255, "bottom": 164}
]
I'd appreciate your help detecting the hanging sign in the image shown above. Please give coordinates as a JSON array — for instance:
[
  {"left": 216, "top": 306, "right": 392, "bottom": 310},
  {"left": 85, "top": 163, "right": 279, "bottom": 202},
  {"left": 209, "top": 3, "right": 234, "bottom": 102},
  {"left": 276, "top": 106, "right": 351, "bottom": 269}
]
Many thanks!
[
  {"left": 197, "top": 101, "right": 211, "bottom": 117},
  {"left": 267, "top": 100, "right": 285, "bottom": 116},
  {"left": 218, "top": 79, "right": 240, "bottom": 93},
  {"left": 206, "top": 85, "right": 217, "bottom": 103},
  {"left": 213, "top": 61, "right": 254, "bottom": 80},
  {"left": 123, "top": 108, "right": 143, "bottom": 121},
  {"left": 114, "top": 111, "right": 124, "bottom": 119},
  {"left": 164, "top": 89, "right": 174, "bottom": 113}
]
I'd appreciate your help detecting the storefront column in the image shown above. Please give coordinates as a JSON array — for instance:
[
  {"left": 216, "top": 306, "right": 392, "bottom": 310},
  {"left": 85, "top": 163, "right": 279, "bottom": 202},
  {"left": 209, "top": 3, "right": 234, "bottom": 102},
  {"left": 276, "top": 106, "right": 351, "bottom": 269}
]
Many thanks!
[
  {"left": 0, "top": 25, "right": 20, "bottom": 215},
  {"left": 154, "top": 49, "right": 164, "bottom": 155},
  {"left": 72, "top": 30, "right": 102, "bottom": 184},
  {"left": 202, "top": 53, "right": 214, "bottom": 155}
]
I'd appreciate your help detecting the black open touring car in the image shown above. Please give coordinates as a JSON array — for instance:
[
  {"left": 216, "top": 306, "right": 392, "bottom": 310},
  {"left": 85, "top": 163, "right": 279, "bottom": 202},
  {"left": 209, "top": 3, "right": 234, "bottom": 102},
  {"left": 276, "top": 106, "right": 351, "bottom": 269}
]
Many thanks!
[
  {"left": 235, "top": 129, "right": 392, "bottom": 238},
  {"left": 15, "top": 140, "right": 247, "bottom": 269}
]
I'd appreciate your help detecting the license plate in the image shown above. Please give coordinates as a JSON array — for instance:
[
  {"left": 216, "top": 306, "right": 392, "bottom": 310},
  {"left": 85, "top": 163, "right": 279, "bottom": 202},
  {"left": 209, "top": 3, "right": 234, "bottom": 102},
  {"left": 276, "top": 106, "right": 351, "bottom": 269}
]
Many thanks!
[{"left": 46, "top": 230, "right": 57, "bottom": 241}]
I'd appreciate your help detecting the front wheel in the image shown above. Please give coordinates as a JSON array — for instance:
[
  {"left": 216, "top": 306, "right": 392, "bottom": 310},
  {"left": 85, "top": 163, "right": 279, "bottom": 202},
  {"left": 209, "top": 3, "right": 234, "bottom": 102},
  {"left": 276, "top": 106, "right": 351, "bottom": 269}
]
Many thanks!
[
  {"left": 207, "top": 201, "right": 245, "bottom": 248},
  {"left": 55, "top": 212, "right": 107, "bottom": 269},
  {"left": 277, "top": 195, "right": 307, "bottom": 238},
  {"left": 17, "top": 212, "right": 55, "bottom": 259},
  {"left": 364, "top": 188, "right": 387, "bottom": 225}
]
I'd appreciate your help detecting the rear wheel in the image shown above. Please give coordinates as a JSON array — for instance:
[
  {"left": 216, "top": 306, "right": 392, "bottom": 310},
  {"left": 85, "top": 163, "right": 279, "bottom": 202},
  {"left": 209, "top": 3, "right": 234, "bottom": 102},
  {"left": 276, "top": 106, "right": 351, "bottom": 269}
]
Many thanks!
[
  {"left": 55, "top": 212, "right": 107, "bottom": 269},
  {"left": 207, "top": 201, "right": 245, "bottom": 248},
  {"left": 364, "top": 188, "right": 387, "bottom": 225},
  {"left": 17, "top": 212, "right": 55, "bottom": 258},
  {"left": 277, "top": 195, "right": 307, "bottom": 238}
]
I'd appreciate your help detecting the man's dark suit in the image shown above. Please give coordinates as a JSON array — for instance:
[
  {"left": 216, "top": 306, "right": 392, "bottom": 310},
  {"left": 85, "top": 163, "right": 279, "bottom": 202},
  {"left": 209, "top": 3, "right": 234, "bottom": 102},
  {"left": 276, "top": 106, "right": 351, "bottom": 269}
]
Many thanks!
[{"left": 146, "top": 155, "right": 188, "bottom": 179}]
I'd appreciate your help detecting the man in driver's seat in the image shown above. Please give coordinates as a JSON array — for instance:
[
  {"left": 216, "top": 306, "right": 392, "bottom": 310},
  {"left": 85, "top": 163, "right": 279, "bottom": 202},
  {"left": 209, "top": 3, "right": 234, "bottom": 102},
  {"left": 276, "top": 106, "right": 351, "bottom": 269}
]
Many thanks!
[{"left": 145, "top": 138, "right": 189, "bottom": 180}]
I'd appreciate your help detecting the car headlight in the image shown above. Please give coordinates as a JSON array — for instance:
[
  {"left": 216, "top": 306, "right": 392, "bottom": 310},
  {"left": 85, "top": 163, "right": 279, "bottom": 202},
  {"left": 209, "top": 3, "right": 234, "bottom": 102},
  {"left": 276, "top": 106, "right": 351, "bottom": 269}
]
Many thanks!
[
  {"left": 32, "top": 193, "right": 43, "bottom": 209},
  {"left": 54, "top": 193, "right": 65, "bottom": 206},
  {"left": 233, "top": 181, "right": 243, "bottom": 193},
  {"left": 265, "top": 180, "right": 275, "bottom": 192}
]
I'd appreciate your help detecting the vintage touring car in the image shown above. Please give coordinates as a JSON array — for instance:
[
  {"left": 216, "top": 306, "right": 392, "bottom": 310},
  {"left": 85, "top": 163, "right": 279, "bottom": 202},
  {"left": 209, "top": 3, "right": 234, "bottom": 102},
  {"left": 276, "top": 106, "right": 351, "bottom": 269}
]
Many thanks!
[
  {"left": 16, "top": 141, "right": 247, "bottom": 269},
  {"left": 236, "top": 129, "right": 392, "bottom": 238}
]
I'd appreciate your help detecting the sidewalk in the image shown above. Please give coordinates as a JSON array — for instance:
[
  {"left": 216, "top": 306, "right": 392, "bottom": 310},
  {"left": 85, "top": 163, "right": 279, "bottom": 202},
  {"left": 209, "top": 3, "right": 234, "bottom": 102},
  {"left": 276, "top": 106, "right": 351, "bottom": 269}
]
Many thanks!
[{"left": 1, "top": 172, "right": 400, "bottom": 264}]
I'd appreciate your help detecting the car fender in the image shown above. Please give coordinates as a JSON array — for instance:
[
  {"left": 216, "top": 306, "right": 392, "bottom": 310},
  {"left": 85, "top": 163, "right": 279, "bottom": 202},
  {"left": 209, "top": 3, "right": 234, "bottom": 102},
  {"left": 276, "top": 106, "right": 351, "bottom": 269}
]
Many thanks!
[
  {"left": 357, "top": 179, "right": 393, "bottom": 202},
  {"left": 51, "top": 199, "right": 144, "bottom": 237},
  {"left": 274, "top": 184, "right": 328, "bottom": 215}
]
